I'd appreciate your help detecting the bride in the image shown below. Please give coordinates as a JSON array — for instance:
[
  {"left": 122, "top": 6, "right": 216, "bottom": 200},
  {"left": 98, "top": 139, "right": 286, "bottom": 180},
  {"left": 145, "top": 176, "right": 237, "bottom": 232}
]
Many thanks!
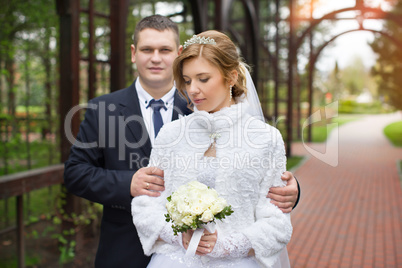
[{"left": 132, "top": 30, "right": 292, "bottom": 268}]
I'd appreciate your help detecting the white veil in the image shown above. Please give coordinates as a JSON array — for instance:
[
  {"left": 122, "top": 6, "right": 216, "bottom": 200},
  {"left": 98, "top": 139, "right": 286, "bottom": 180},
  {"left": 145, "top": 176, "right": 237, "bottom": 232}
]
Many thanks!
[{"left": 240, "top": 64, "right": 265, "bottom": 122}]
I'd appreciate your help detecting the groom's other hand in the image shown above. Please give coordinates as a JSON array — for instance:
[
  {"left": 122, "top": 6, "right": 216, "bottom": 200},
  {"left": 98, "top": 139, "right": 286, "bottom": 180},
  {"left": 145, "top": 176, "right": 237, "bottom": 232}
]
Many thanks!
[
  {"left": 268, "top": 171, "right": 298, "bottom": 213},
  {"left": 131, "top": 167, "right": 165, "bottom": 197}
]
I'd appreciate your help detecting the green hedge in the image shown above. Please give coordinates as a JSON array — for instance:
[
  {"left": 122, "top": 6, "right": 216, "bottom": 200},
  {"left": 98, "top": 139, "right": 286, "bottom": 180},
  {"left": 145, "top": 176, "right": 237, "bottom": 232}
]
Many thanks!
[
  {"left": 384, "top": 121, "right": 402, "bottom": 147},
  {"left": 338, "top": 100, "right": 390, "bottom": 114}
]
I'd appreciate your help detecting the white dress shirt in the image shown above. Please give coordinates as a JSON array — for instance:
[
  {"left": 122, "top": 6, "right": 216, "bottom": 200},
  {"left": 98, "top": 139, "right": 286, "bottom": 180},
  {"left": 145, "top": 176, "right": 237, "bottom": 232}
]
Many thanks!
[{"left": 136, "top": 78, "right": 176, "bottom": 145}]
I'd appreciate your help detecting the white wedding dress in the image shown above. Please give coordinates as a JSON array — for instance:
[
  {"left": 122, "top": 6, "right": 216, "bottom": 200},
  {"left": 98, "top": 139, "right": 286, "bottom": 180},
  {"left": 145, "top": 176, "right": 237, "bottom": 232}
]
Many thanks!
[{"left": 132, "top": 101, "right": 292, "bottom": 268}]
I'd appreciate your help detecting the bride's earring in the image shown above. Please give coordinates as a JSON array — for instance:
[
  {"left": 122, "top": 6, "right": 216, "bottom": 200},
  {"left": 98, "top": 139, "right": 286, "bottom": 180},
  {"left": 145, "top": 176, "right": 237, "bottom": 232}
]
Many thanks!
[{"left": 229, "top": 85, "right": 233, "bottom": 102}]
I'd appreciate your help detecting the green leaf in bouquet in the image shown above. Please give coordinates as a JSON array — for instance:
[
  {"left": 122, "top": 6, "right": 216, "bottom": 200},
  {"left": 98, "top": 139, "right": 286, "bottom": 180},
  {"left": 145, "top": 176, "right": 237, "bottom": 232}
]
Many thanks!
[
  {"left": 214, "top": 205, "right": 234, "bottom": 221},
  {"left": 172, "top": 223, "right": 193, "bottom": 236},
  {"left": 164, "top": 213, "right": 171, "bottom": 222}
]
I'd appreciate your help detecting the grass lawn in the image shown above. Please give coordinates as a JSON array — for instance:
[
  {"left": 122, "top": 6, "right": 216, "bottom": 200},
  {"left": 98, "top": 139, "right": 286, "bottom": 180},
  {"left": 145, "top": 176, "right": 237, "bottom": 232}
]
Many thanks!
[
  {"left": 302, "top": 114, "right": 363, "bottom": 143},
  {"left": 384, "top": 121, "right": 402, "bottom": 147},
  {"left": 287, "top": 156, "right": 304, "bottom": 170},
  {"left": 16, "top": 105, "right": 45, "bottom": 114}
]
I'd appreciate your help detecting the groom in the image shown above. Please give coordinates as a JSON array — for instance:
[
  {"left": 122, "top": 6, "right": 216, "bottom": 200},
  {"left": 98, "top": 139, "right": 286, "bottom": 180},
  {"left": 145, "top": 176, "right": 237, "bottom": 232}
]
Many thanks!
[{"left": 64, "top": 15, "right": 300, "bottom": 267}]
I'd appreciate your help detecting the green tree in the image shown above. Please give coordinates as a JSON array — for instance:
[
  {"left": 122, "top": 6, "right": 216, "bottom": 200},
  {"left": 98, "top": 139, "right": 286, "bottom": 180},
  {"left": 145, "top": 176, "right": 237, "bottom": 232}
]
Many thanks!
[
  {"left": 323, "top": 55, "right": 377, "bottom": 105},
  {"left": 341, "top": 56, "right": 376, "bottom": 96},
  {"left": 0, "top": 0, "right": 57, "bottom": 119},
  {"left": 325, "top": 61, "right": 343, "bottom": 100},
  {"left": 0, "top": 0, "right": 58, "bottom": 174},
  {"left": 370, "top": 0, "right": 402, "bottom": 110}
]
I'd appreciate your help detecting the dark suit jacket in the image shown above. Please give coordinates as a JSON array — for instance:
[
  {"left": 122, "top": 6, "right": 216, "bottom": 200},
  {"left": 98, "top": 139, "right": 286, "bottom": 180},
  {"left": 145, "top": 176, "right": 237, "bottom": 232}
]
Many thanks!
[{"left": 64, "top": 80, "right": 191, "bottom": 267}]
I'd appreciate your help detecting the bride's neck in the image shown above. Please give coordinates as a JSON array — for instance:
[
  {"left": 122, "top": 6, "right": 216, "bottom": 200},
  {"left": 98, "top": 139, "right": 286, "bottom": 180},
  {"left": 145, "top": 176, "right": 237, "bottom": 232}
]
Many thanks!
[{"left": 208, "top": 99, "right": 237, "bottom": 114}]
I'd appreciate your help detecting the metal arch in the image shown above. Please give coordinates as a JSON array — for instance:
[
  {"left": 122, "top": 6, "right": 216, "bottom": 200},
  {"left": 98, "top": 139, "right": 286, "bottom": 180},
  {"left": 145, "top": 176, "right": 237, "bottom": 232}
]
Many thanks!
[
  {"left": 287, "top": 2, "right": 402, "bottom": 154},
  {"left": 311, "top": 29, "right": 402, "bottom": 67},
  {"left": 240, "top": 0, "right": 259, "bottom": 83},
  {"left": 190, "top": 0, "right": 209, "bottom": 33},
  {"left": 214, "top": 0, "right": 233, "bottom": 31},
  {"left": 304, "top": 27, "right": 402, "bottom": 142},
  {"left": 189, "top": 0, "right": 234, "bottom": 33},
  {"left": 294, "top": 7, "right": 402, "bottom": 59},
  {"left": 225, "top": 0, "right": 260, "bottom": 83},
  {"left": 189, "top": 0, "right": 260, "bottom": 82}
]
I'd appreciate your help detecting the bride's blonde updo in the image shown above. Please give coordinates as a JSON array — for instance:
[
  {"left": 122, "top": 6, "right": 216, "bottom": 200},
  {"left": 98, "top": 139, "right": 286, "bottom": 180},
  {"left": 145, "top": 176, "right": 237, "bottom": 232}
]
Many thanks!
[{"left": 173, "top": 30, "right": 248, "bottom": 103}]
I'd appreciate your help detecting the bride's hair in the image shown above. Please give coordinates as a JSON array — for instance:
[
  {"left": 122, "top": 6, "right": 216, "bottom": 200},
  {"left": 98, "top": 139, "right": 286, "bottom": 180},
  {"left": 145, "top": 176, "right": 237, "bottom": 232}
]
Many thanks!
[{"left": 173, "top": 30, "right": 248, "bottom": 104}]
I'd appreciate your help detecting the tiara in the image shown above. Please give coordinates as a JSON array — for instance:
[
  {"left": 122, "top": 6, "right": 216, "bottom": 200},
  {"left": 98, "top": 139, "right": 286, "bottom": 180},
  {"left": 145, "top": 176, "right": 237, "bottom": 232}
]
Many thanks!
[{"left": 183, "top": 35, "right": 217, "bottom": 49}]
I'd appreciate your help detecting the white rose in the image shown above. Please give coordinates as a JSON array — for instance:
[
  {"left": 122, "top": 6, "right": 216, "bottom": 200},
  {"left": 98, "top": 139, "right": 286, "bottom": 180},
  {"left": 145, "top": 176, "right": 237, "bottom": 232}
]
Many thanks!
[
  {"left": 176, "top": 200, "right": 190, "bottom": 214},
  {"left": 190, "top": 204, "right": 205, "bottom": 216},
  {"left": 176, "top": 184, "right": 188, "bottom": 194},
  {"left": 188, "top": 181, "right": 208, "bottom": 191},
  {"left": 210, "top": 197, "right": 227, "bottom": 214},
  {"left": 182, "top": 215, "right": 194, "bottom": 226},
  {"left": 202, "top": 190, "right": 218, "bottom": 205},
  {"left": 170, "top": 210, "right": 180, "bottom": 221},
  {"left": 171, "top": 191, "right": 186, "bottom": 204},
  {"left": 166, "top": 202, "right": 174, "bottom": 214},
  {"left": 193, "top": 195, "right": 213, "bottom": 213},
  {"left": 200, "top": 210, "right": 214, "bottom": 223}
]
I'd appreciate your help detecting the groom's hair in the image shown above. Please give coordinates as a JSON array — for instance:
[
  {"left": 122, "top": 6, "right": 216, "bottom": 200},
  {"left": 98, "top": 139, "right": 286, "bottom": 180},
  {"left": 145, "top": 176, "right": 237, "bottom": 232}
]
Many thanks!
[{"left": 133, "top": 14, "right": 180, "bottom": 47}]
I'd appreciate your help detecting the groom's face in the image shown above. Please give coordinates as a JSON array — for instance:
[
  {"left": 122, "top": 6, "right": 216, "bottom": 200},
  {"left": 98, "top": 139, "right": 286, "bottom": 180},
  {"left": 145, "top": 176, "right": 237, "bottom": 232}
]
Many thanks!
[{"left": 131, "top": 29, "right": 182, "bottom": 92}]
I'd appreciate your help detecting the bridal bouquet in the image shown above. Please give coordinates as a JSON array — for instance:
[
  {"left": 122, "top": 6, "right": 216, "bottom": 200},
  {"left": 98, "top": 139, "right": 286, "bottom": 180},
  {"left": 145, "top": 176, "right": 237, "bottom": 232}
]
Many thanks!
[{"left": 165, "top": 181, "right": 233, "bottom": 236}]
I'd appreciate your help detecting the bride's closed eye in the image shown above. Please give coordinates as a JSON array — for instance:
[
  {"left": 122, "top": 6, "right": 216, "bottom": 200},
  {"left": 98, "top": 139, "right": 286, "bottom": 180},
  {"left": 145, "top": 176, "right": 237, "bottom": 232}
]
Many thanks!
[{"left": 200, "top": 78, "right": 209, "bottom": 83}]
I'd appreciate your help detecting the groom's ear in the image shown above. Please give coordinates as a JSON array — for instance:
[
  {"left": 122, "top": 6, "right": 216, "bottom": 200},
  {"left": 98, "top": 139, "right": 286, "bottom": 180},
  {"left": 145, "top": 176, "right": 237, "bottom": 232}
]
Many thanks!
[
  {"left": 178, "top": 45, "right": 183, "bottom": 55},
  {"left": 131, "top": 44, "right": 136, "bottom": 63}
]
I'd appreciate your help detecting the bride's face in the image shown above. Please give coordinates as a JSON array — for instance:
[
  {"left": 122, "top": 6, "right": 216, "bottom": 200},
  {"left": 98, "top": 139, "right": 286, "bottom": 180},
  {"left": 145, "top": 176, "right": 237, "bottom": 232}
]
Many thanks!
[{"left": 182, "top": 56, "right": 231, "bottom": 113}]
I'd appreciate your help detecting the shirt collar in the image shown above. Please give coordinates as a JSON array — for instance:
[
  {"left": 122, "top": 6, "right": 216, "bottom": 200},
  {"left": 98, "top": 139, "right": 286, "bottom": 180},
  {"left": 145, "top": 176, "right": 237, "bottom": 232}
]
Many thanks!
[{"left": 136, "top": 78, "right": 175, "bottom": 109}]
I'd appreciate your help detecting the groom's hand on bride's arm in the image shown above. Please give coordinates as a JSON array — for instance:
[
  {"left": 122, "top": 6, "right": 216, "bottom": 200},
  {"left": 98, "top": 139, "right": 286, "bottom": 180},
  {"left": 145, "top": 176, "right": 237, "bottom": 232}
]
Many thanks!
[
  {"left": 267, "top": 171, "right": 300, "bottom": 213},
  {"left": 130, "top": 167, "right": 165, "bottom": 197}
]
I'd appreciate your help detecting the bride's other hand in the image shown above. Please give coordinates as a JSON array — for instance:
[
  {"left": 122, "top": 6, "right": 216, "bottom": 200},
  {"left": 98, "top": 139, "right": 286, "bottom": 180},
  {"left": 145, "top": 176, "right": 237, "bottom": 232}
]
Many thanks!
[{"left": 268, "top": 171, "right": 299, "bottom": 213}]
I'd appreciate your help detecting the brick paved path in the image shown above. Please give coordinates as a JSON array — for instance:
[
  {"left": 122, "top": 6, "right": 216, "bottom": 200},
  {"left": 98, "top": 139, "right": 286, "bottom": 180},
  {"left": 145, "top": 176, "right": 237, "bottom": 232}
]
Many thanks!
[{"left": 288, "top": 112, "right": 402, "bottom": 268}]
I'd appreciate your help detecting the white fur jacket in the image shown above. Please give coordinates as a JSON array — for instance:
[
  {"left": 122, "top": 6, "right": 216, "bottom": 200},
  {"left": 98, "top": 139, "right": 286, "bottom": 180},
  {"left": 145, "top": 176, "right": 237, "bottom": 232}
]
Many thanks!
[{"left": 132, "top": 102, "right": 292, "bottom": 267}]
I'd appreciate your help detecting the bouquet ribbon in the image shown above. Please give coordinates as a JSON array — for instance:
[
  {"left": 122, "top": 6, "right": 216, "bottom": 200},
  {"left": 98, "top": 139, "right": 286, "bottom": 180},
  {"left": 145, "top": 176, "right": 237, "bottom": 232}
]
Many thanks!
[{"left": 185, "top": 222, "right": 216, "bottom": 257}]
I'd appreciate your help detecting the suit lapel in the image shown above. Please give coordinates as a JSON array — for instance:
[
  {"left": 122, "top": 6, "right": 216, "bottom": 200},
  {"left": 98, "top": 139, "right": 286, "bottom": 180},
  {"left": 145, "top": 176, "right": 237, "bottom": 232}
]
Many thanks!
[
  {"left": 119, "top": 82, "right": 152, "bottom": 157},
  {"left": 172, "top": 90, "right": 192, "bottom": 121},
  {"left": 118, "top": 85, "right": 191, "bottom": 158}
]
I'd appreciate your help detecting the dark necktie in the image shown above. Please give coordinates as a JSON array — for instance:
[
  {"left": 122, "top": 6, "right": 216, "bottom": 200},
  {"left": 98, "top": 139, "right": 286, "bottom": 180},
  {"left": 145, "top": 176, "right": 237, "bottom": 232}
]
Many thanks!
[{"left": 147, "top": 99, "right": 166, "bottom": 137}]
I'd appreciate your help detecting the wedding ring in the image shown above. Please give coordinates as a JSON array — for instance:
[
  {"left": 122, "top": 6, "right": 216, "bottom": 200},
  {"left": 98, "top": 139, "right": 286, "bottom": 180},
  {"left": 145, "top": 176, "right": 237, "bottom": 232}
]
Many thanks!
[{"left": 146, "top": 182, "right": 150, "bottom": 189}]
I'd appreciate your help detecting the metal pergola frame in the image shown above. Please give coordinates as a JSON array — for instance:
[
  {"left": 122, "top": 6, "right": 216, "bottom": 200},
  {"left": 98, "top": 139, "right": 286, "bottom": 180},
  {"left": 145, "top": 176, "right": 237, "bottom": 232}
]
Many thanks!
[{"left": 57, "top": 0, "right": 402, "bottom": 158}]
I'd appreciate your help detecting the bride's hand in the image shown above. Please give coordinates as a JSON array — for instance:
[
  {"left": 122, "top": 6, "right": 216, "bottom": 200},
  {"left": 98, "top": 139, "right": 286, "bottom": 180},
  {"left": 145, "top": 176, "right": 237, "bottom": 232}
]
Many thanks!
[
  {"left": 182, "top": 230, "right": 193, "bottom": 250},
  {"left": 198, "top": 229, "right": 217, "bottom": 256},
  {"left": 181, "top": 229, "right": 218, "bottom": 256}
]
